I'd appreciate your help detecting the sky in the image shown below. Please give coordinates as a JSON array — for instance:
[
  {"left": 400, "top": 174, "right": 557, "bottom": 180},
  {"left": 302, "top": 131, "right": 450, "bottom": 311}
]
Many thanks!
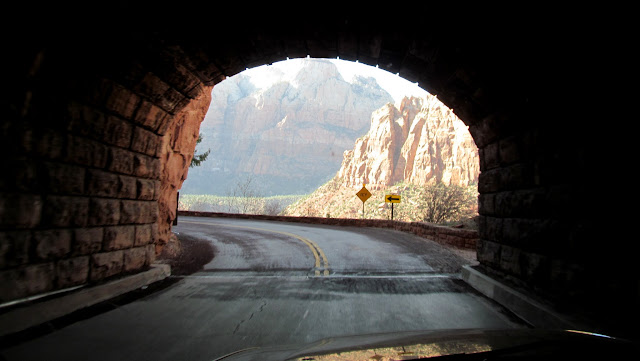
[{"left": 241, "top": 57, "right": 429, "bottom": 104}]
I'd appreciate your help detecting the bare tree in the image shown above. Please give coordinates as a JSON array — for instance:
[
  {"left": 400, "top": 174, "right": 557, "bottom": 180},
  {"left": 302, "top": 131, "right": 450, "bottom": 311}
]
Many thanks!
[
  {"left": 263, "top": 198, "right": 283, "bottom": 216},
  {"left": 226, "top": 174, "right": 263, "bottom": 214}
]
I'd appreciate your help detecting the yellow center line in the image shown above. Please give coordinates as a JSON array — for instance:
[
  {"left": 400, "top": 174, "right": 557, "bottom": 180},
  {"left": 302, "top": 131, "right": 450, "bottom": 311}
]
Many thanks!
[{"left": 180, "top": 220, "right": 330, "bottom": 276}]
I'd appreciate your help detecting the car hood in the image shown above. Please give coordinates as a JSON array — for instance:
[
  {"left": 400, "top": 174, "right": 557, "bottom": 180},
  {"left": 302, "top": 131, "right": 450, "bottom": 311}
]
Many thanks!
[{"left": 213, "top": 328, "right": 636, "bottom": 361}]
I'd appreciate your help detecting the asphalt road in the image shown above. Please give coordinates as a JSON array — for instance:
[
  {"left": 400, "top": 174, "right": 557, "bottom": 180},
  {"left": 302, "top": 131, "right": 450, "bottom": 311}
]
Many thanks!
[{"left": 2, "top": 216, "right": 528, "bottom": 361}]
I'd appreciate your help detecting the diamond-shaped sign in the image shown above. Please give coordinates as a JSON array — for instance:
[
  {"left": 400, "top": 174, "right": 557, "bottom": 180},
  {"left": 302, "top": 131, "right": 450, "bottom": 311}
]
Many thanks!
[{"left": 356, "top": 186, "right": 371, "bottom": 203}]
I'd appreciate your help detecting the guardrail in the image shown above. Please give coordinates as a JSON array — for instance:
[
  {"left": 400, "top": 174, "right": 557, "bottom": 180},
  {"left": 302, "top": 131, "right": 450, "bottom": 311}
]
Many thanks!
[{"left": 177, "top": 211, "right": 477, "bottom": 250}]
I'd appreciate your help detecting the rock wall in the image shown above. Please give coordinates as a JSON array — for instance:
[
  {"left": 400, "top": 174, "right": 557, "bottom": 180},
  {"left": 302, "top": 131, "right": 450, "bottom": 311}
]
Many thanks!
[
  {"left": 157, "top": 85, "right": 213, "bottom": 257},
  {"left": 338, "top": 96, "right": 479, "bottom": 189}
]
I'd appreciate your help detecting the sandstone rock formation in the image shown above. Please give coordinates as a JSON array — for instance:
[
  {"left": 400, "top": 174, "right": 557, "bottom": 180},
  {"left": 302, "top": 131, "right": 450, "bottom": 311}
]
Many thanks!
[
  {"left": 338, "top": 95, "right": 479, "bottom": 190},
  {"left": 284, "top": 95, "right": 479, "bottom": 220},
  {"left": 181, "top": 59, "right": 393, "bottom": 195},
  {"left": 157, "top": 85, "right": 213, "bottom": 256}
]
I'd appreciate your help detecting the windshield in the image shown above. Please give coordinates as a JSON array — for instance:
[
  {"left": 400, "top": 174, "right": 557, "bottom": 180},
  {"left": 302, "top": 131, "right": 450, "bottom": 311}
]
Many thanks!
[{"left": 1, "top": 19, "right": 636, "bottom": 361}]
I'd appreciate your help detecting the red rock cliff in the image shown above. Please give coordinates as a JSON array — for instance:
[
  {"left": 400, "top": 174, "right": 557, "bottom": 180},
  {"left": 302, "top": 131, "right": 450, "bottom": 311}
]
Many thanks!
[
  {"left": 157, "top": 85, "right": 213, "bottom": 256},
  {"left": 337, "top": 95, "right": 479, "bottom": 190}
]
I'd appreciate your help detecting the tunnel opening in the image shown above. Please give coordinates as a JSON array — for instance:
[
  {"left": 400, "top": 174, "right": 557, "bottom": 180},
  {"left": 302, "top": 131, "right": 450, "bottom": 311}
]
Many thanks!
[{"left": 177, "top": 57, "right": 480, "bottom": 229}]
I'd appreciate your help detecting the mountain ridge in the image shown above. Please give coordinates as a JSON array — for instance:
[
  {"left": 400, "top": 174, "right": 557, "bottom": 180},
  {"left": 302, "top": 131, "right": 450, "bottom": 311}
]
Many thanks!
[{"left": 181, "top": 59, "right": 394, "bottom": 195}]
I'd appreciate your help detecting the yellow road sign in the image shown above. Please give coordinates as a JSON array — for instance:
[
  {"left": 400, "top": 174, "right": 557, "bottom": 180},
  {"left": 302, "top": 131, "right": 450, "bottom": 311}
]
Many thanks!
[
  {"left": 385, "top": 194, "right": 401, "bottom": 203},
  {"left": 356, "top": 186, "right": 371, "bottom": 203}
]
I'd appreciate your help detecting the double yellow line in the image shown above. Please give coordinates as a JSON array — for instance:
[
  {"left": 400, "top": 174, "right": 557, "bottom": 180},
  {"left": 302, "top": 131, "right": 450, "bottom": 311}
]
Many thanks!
[{"left": 180, "top": 220, "right": 330, "bottom": 276}]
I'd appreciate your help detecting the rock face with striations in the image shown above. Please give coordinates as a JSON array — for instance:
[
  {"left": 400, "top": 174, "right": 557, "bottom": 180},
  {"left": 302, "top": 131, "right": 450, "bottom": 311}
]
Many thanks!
[
  {"left": 338, "top": 95, "right": 479, "bottom": 189},
  {"left": 157, "top": 85, "right": 213, "bottom": 256},
  {"left": 181, "top": 59, "right": 393, "bottom": 195}
]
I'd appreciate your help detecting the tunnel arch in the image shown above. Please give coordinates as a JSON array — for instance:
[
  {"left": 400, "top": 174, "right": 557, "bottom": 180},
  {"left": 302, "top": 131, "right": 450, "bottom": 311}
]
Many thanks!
[{"left": 2, "top": 14, "right": 633, "bottom": 337}]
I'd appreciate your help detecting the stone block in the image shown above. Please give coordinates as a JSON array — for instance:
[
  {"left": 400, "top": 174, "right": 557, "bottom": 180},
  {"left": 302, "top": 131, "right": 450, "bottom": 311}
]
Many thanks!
[
  {"left": 470, "top": 111, "right": 512, "bottom": 148},
  {"left": 88, "top": 198, "right": 121, "bottom": 226},
  {"left": 104, "top": 81, "right": 140, "bottom": 119},
  {"left": 133, "top": 72, "right": 171, "bottom": 105},
  {"left": 155, "top": 115, "right": 174, "bottom": 136},
  {"left": 479, "top": 216, "right": 502, "bottom": 242},
  {"left": 107, "top": 147, "right": 134, "bottom": 175},
  {"left": 103, "top": 225, "right": 135, "bottom": 251},
  {"left": 136, "top": 178, "right": 155, "bottom": 200},
  {"left": 502, "top": 217, "right": 551, "bottom": 249},
  {"left": 476, "top": 239, "right": 501, "bottom": 267},
  {"left": 495, "top": 189, "right": 547, "bottom": 217},
  {"left": 90, "top": 251, "right": 124, "bottom": 282},
  {"left": 0, "top": 193, "right": 42, "bottom": 228},
  {"left": 117, "top": 175, "right": 138, "bottom": 199},
  {"left": 66, "top": 102, "right": 107, "bottom": 140},
  {"left": 169, "top": 96, "right": 191, "bottom": 115},
  {"left": 146, "top": 244, "right": 156, "bottom": 265},
  {"left": 499, "top": 163, "right": 531, "bottom": 191},
  {"left": 33, "top": 229, "right": 72, "bottom": 260},
  {"left": 133, "top": 100, "right": 170, "bottom": 132},
  {"left": 2, "top": 158, "right": 37, "bottom": 192},
  {"left": 153, "top": 180, "right": 161, "bottom": 201},
  {"left": 73, "top": 227, "right": 103, "bottom": 255},
  {"left": 56, "top": 256, "right": 89, "bottom": 288},
  {"left": 150, "top": 222, "right": 158, "bottom": 241},
  {"left": 123, "top": 246, "right": 147, "bottom": 272},
  {"left": 184, "top": 81, "right": 206, "bottom": 99},
  {"left": 103, "top": 115, "right": 133, "bottom": 148},
  {"left": 120, "top": 200, "right": 141, "bottom": 224},
  {"left": 120, "top": 200, "right": 142, "bottom": 224},
  {"left": 478, "top": 168, "right": 500, "bottom": 193},
  {"left": 0, "top": 230, "right": 30, "bottom": 269},
  {"left": 481, "top": 142, "right": 499, "bottom": 171},
  {"left": 131, "top": 126, "right": 159, "bottom": 156},
  {"left": 499, "top": 245, "right": 522, "bottom": 276},
  {"left": 66, "top": 135, "right": 108, "bottom": 168},
  {"left": 42, "top": 162, "right": 85, "bottom": 195},
  {"left": 0, "top": 263, "right": 55, "bottom": 302},
  {"left": 139, "top": 201, "right": 159, "bottom": 223},
  {"left": 132, "top": 153, "right": 160, "bottom": 179},
  {"left": 163, "top": 62, "right": 205, "bottom": 96},
  {"left": 41, "top": 195, "right": 89, "bottom": 227},
  {"left": 499, "top": 135, "right": 521, "bottom": 165},
  {"left": 134, "top": 224, "right": 152, "bottom": 246},
  {"left": 160, "top": 86, "right": 186, "bottom": 113},
  {"left": 86, "top": 169, "right": 119, "bottom": 198},
  {"left": 33, "top": 128, "right": 65, "bottom": 160}
]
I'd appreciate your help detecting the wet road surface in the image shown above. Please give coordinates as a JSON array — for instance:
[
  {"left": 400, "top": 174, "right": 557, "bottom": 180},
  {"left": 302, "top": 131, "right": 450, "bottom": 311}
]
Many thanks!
[{"left": 2, "top": 216, "right": 528, "bottom": 361}]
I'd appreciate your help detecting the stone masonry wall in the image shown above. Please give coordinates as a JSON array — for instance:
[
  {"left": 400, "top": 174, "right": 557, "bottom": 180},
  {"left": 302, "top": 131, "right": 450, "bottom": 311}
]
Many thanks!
[{"left": 0, "top": 40, "right": 211, "bottom": 303}]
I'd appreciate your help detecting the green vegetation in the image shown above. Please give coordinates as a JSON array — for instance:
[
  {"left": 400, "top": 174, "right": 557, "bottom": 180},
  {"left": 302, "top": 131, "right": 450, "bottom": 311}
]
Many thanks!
[
  {"left": 179, "top": 194, "right": 305, "bottom": 215},
  {"left": 283, "top": 177, "right": 478, "bottom": 228},
  {"left": 189, "top": 133, "right": 210, "bottom": 168},
  {"left": 383, "top": 181, "right": 478, "bottom": 226}
]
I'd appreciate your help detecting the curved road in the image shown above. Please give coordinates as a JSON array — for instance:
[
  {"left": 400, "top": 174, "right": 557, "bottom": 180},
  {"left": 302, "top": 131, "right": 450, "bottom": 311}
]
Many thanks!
[
  {"left": 176, "top": 217, "right": 474, "bottom": 277},
  {"left": 3, "top": 216, "right": 527, "bottom": 361}
]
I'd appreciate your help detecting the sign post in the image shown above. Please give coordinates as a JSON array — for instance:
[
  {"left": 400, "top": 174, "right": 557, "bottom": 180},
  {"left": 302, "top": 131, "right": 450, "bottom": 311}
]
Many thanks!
[
  {"left": 385, "top": 194, "right": 401, "bottom": 220},
  {"left": 356, "top": 184, "right": 372, "bottom": 219}
]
